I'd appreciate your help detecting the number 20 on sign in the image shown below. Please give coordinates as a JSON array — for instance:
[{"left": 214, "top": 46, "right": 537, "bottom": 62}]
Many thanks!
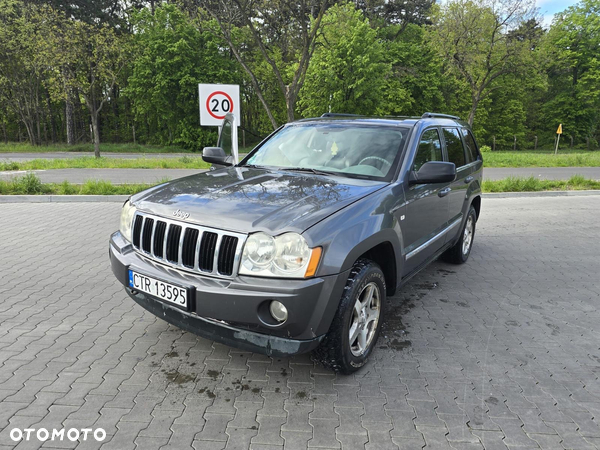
[{"left": 198, "top": 84, "right": 240, "bottom": 127}]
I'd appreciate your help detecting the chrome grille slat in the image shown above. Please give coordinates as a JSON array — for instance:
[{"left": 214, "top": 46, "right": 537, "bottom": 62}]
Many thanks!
[
  {"left": 212, "top": 234, "right": 223, "bottom": 275},
  {"left": 131, "top": 212, "right": 246, "bottom": 279},
  {"left": 193, "top": 230, "right": 204, "bottom": 271}
]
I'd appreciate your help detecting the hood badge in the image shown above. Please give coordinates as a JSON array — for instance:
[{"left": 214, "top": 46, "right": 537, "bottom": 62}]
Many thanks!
[{"left": 173, "top": 209, "right": 190, "bottom": 220}]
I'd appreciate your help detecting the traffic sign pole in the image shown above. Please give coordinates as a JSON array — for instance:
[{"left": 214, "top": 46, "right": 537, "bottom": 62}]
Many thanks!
[{"left": 554, "top": 123, "right": 562, "bottom": 155}]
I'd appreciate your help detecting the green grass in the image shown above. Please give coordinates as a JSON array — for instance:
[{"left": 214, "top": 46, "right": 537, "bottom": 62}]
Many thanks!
[
  {"left": 0, "top": 156, "right": 210, "bottom": 170},
  {"left": 0, "top": 142, "right": 192, "bottom": 154},
  {"left": 0, "top": 173, "right": 157, "bottom": 195},
  {"left": 482, "top": 150, "right": 600, "bottom": 167},
  {"left": 482, "top": 175, "right": 600, "bottom": 192},
  {"left": 2, "top": 174, "right": 599, "bottom": 196}
]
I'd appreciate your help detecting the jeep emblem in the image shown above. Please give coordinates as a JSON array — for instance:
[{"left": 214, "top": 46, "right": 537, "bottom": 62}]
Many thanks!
[{"left": 172, "top": 209, "right": 190, "bottom": 220}]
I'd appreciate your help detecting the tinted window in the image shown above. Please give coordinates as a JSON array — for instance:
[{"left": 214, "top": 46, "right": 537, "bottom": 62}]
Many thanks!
[
  {"left": 412, "top": 129, "right": 443, "bottom": 172},
  {"left": 461, "top": 128, "right": 478, "bottom": 163},
  {"left": 443, "top": 128, "right": 465, "bottom": 168}
]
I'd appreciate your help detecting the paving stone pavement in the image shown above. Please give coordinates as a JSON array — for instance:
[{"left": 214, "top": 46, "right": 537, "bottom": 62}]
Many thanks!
[{"left": 0, "top": 196, "right": 599, "bottom": 450}]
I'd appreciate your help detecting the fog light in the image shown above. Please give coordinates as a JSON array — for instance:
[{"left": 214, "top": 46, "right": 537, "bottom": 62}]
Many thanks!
[{"left": 269, "top": 301, "right": 288, "bottom": 323}]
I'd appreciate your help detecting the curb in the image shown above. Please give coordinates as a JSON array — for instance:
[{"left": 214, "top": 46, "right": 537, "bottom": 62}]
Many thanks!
[
  {"left": 0, "top": 195, "right": 130, "bottom": 203},
  {"left": 482, "top": 190, "right": 600, "bottom": 198},
  {"left": 1, "top": 190, "right": 600, "bottom": 203}
]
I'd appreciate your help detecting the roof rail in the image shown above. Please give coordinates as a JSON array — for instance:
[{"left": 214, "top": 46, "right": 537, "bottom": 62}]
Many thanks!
[
  {"left": 421, "top": 112, "right": 461, "bottom": 120},
  {"left": 320, "top": 113, "right": 363, "bottom": 118}
]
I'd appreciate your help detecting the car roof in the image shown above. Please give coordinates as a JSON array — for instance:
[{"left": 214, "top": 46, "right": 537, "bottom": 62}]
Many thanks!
[{"left": 295, "top": 113, "right": 471, "bottom": 129}]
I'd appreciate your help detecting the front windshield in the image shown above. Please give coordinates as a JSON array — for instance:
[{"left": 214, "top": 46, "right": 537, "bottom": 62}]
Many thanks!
[{"left": 243, "top": 123, "right": 408, "bottom": 179}]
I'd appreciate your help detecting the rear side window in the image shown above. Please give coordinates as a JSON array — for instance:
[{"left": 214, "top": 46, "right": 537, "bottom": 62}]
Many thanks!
[
  {"left": 461, "top": 128, "right": 479, "bottom": 163},
  {"left": 412, "top": 129, "right": 443, "bottom": 172},
  {"left": 443, "top": 128, "right": 465, "bottom": 168}
]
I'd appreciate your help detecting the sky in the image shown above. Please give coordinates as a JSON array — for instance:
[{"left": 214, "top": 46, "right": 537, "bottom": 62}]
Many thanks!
[{"left": 537, "top": 0, "right": 578, "bottom": 26}]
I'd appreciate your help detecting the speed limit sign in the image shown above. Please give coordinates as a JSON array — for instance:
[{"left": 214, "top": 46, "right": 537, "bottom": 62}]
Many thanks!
[{"left": 198, "top": 84, "right": 240, "bottom": 127}]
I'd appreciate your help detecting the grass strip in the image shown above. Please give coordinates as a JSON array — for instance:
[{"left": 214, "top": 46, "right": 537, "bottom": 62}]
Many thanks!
[
  {"left": 1, "top": 174, "right": 599, "bottom": 196},
  {"left": 482, "top": 175, "right": 600, "bottom": 192},
  {"left": 0, "top": 156, "right": 210, "bottom": 170},
  {"left": 0, "top": 143, "right": 190, "bottom": 153},
  {"left": 481, "top": 151, "right": 600, "bottom": 167},
  {"left": 0, "top": 173, "right": 157, "bottom": 195}
]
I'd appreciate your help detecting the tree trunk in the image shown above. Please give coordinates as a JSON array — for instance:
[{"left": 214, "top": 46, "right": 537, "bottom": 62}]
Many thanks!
[
  {"left": 2, "top": 122, "right": 7, "bottom": 144},
  {"left": 65, "top": 96, "right": 75, "bottom": 145},
  {"left": 91, "top": 112, "right": 100, "bottom": 158},
  {"left": 467, "top": 99, "right": 479, "bottom": 126},
  {"left": 285, "top": 92, "right": 296, "bottom": 123}
]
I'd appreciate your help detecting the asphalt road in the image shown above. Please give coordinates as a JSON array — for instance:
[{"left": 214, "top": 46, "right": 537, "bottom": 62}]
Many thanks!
[
  {"left": 1, "top": 196, "right": 600, "bottom": 449},
  {"left": 1, "top": 167, "right": 599, "bottom": 184}
]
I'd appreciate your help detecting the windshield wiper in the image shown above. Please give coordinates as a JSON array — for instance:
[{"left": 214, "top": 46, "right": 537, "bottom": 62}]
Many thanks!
[
  {"left": 241, "top": 164, "right": 268, "bottom": 169},
  {"left": 282, "top": 167, "right": 338, "bottom": 176}
]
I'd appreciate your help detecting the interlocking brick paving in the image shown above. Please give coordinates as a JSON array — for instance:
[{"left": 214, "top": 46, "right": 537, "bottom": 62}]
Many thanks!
[{"left": 0, "top": 196, "right": 599, "bottom": 449}]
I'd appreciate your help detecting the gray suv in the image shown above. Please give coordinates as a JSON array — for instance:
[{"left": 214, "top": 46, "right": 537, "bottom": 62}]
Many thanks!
[{"left": 109, "top": 112, "right": 483, "bottom": 373}]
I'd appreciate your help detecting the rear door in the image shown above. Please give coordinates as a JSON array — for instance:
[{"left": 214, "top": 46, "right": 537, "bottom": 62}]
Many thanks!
[
  {"left": 442, "top": 127, "right": 470, "bottom": 229},
  {"left": 402, "top": 127, "right": 450, "bottom": 275}
]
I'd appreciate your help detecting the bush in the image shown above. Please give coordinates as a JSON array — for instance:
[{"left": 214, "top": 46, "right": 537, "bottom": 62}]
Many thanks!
[{"left": 480, "top": 145, "right": 492, "bottom": 153}]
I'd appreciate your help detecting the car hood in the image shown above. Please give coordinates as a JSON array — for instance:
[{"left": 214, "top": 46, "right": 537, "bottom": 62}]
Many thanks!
[{"left": 132, "top": 167, "right": 386, "bottom": 234}]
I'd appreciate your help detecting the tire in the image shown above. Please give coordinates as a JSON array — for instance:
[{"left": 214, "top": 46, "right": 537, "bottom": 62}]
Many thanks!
[
  {"left": 314, "top": 259, "right": 386, "bottom": 374},
  {"left": 441, "top": 205, "right": 477, "bottom": 264}
]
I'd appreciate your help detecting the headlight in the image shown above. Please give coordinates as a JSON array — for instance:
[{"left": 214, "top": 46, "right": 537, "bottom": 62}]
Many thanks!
[
  {"left": 240, "top": 232, "right": 321, "bottom": 278},
  {"left": 120, "top": 200, "right": 137, "bottom": 242}
]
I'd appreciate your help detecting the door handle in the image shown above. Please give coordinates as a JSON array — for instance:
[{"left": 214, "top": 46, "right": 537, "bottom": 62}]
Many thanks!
[
  {"left": 465, "top": 175, "right": 474, "bottom": 184},
  {"left": 438, "top": 187, "right": 451, "bottom": 198}
]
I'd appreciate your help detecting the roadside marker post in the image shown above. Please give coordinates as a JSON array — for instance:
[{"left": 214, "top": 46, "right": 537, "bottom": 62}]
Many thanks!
[{"left": 555, "top": 124, "right": 562, "bottom": 155}]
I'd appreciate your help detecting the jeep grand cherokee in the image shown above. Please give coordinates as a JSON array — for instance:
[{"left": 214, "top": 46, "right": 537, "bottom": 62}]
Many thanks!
[{"left": 109, "top": 112, "right": 483, "bottom": 373}]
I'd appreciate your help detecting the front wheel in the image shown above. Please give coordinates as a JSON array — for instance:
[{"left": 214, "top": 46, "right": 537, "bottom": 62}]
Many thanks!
[
  {"left": 313, "top": 259, "right": 386, "bottom": 374},
  {"left": 441, "top": 205, "right": 477, "bottom": 264}
]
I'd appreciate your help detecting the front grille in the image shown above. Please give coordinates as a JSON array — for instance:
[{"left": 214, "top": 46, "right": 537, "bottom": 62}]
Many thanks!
[{"left": 131, "top": 212, "right": 246, "bottom": 278}]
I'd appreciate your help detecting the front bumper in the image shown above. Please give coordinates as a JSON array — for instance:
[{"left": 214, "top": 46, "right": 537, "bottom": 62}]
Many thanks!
[{"left": 109, "top": 231, "right": 348, "bottom": 356}]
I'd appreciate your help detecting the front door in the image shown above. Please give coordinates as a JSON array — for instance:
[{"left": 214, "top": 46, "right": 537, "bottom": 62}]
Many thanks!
[{"left": 402, "top": 127, "right": 450, "bottom": 275}]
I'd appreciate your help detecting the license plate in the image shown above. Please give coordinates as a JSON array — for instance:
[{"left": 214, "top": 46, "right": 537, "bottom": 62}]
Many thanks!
[{"left": 129, "top": 270, "right": 188, "bottom": 309}]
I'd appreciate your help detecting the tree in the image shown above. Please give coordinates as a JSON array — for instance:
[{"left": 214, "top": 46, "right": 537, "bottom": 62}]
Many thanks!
[
  {"left": 197, "top": 0, "right": 331, "bottom": 128},
  {"left": 125, "top": 4, "right": 239, "bottom": 149},
  {"left": 541, "top": 0, "right": 600, "bottom": 146},
  {"left": 0, "top": 0, "right": 48, "bottom": 145},
  {"left": 298, "top": 4, "right": 390, "bottom": 117},
  {"left": 42, "top": 12, "right": 130, "bottom": 157},
  {"left": 431, "top": 0, "right": 537, "bottom": 125}
]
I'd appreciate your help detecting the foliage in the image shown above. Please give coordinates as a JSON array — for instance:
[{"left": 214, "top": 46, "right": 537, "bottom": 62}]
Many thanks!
[
  {"left": 482, "top": 151, "right": 600, "bottom": 167},
  {"left": 125, "top": 5, "right": 238, "bottom": 150},
  {"left": 540, "top": 0, "right": 600, "bottom": 146},
  {"left": 480, "top": 145, "right": 492, "bottom": 153},
  {"left": 0, "top": 0, "right": 599, "bottom": 153},
  {"left": 430, "top": 0, "right": 538, "bottom": 125},
  {"left": 482, "top": 175, "right": 600, "bottom": 192},
  {"left": 298, "top": 4, "right": 390, "bottom": 116},
  {"left": 0, "top": 174, "right": 156, "bottom": 195},
  {"left": 0, "top": 156, "right": 210, "bottom": 171}
]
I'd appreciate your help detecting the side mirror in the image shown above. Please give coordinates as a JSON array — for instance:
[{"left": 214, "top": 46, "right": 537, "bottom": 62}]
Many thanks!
[
  {"left": 408, "top": 161, "right": 456, "bottom": 185},
  {"left": 202, "top": 147, "right": 233, "bottom": 167}
]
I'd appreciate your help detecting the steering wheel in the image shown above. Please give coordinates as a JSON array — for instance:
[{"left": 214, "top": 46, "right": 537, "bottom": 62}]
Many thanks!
[{"left": 358, "top": 156, "right": 392, "bottom": 169}]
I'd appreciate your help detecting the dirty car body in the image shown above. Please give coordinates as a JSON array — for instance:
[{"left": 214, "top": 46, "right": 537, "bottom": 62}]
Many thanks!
[{"left": 109, "top": 113, "right": 483, "bottom": 368}]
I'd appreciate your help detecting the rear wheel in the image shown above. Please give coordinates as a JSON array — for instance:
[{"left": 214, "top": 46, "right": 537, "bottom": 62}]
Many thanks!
[
  {"left": 442, "top": 206, "right": 477, "bottom": 264},
  {"left": 314, "top": 259, "right": 386, "bottom": 374}
]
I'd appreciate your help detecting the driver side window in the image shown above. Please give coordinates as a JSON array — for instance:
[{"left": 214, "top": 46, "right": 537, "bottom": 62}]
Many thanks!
[{"left": 413, "top": 129, "right": 443, "bottom": 172}]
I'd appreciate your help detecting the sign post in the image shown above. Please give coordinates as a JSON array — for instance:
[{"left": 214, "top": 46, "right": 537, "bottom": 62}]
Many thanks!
[
  {"left": 554, "top": 123, "right": 562, "bottom": 155},
  {"left": 198, "top": 84, "right": 240, "bottom": 127}
]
